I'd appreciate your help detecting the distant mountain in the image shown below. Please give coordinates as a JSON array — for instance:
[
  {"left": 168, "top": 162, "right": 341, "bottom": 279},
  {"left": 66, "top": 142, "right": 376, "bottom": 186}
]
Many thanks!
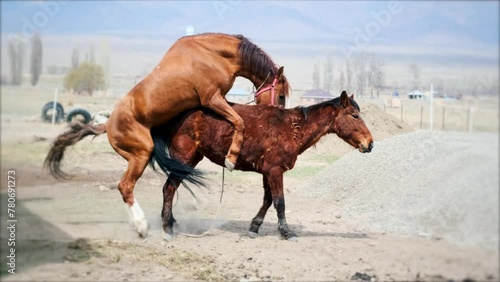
[{"left": 1, "top": 1, "right": 498, "bottom": 85}]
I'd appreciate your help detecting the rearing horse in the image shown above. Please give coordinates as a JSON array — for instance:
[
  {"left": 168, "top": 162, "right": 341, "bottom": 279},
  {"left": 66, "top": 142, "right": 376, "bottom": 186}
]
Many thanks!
[{"left": 44, "top": 33, "right": 290, "bottom": 237}]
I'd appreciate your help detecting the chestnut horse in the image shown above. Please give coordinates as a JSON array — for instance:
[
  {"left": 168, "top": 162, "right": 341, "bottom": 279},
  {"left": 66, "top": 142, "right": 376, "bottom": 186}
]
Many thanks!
[
  {"left": 151, "top": 91, "right": 373, "bottom": 240},
  {"left": 44, "top": 33, "right": 289, "bottom": 237}
]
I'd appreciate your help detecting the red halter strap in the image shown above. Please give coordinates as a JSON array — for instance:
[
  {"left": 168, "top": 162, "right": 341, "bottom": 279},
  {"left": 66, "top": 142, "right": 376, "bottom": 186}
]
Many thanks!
[{"left": 254, "top": 75, "right": 278, "bottom": 105}]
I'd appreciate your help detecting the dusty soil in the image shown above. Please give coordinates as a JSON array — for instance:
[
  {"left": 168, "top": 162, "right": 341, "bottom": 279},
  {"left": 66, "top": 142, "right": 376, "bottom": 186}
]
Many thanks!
[{"left": 0, "top": 88, "right": 498, "bottom": 281}]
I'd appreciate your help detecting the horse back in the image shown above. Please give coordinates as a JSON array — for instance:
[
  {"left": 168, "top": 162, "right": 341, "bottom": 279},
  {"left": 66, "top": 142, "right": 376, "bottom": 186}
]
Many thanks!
[{"left": 168, "top": 104, "right": 300, "bottom": 173}]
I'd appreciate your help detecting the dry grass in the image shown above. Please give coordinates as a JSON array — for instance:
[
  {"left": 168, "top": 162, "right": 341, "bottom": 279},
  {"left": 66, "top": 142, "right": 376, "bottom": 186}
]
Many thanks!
[{"left": 82, "top": 239, "right": 227, "bottom": 282}]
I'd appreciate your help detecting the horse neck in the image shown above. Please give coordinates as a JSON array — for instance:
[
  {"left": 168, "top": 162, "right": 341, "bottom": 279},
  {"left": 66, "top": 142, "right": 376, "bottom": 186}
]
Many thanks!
[
  {"left": 238, "top": 71, "right": 270, "bottom": 90},
  {"left": 294, "top": 102, "right": 340, "bottom": 155}
]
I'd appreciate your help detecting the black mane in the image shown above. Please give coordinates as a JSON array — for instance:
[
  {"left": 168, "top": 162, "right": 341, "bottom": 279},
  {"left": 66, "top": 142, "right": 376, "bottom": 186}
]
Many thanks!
[
  {"left": 299, "top": 96, "right": 361, "bottom": 119},
  {"left": 329, "top": 96, "right": 360, "bottom": 111},
  {"left": 235, "top": 34, "right": 278, "bottom": 82}
]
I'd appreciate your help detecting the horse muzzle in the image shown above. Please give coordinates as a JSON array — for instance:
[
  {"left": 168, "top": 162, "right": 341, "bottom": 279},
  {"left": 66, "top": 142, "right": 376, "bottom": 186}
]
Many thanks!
[{"left": 358, "top": 141, "right": 374, "bottom": 153}]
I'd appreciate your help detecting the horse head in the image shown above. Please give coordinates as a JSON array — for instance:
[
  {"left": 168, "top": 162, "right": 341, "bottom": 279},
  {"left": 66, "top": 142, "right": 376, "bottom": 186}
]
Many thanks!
[
  {"left": 254, "top": 66, "right": 290, "bottom": 108},
  {"left": 333, "top": 91, "right": 374, "bottom": 153}
]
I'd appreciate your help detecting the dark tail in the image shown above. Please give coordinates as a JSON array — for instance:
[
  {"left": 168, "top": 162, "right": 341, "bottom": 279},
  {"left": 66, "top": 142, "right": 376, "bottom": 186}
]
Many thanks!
[
  {"left": 44, "top": 122, "right": 106, "bottom": 179},
  {"left": 149, "top": 126, "right": 205, "bottom": 187}
]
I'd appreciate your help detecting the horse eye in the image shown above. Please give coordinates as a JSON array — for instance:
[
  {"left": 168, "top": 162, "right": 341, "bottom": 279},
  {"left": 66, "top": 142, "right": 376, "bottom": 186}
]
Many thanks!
[{"left": 352, "top": 114, "right": 359, "bottom": 119}]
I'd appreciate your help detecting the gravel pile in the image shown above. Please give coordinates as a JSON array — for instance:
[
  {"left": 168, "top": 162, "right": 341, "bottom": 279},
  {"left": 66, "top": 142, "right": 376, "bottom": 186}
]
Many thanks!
[{"left": 301, "top": 131, "right": 499, "bottom": 250}]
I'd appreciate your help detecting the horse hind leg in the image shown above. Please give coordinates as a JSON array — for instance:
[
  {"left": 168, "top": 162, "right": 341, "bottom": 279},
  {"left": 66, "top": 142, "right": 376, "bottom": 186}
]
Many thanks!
[
  {"left": 162, "top": 149, "right": 204, "bottom": 241},
  {"left": 118, "top": 156, "right": 152, "bottom": 237},
  {"left": 108, "top": 121, "right": 153, "bottom": 237},
  {"left": 162, "top": 177, "right": 180, "bottom": 241}
]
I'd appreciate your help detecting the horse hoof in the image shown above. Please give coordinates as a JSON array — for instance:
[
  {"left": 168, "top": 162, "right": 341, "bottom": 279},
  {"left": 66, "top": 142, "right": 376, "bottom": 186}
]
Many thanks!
[
  {"left": 134, "top": 219, "right": 148, "bottom": 238},
  {"left": 163, "top": 233, "right": 174, "bottom": 242},
  {"left": 137, "top": 224, "right": 148, "bottom": 238},
  {"left": 248, "top": 231, "right": 258, "bottom": 239},
  {"left": 224, "top": 159, "right": 235, "bottom": 171}
]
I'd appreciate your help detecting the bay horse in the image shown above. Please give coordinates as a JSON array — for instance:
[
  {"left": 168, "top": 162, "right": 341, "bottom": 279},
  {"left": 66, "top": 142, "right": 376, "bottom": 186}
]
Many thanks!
[
  {"left": 44, "top": 33, "right": 290, "bottom": 237},
  {"left": 151, "top": 91, "right": 373, "bottom": 240}
]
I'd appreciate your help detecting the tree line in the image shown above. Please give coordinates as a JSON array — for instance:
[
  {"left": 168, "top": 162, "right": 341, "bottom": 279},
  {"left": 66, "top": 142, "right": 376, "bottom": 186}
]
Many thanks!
[
  {"left": 312, "top": 52, "right": 385, "bottom": 98},
  {"left": 6, "top": 33, "right": 107, "bottom": 95},
  {"left": 7, "top": 33, "right": 42, "bottom": 86}
]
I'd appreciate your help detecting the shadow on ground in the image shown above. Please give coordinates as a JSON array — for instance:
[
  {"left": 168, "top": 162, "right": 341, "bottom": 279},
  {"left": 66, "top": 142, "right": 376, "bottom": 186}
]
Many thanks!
[{"left": 0, "top": 194, "right": 100, "bottom": 277}]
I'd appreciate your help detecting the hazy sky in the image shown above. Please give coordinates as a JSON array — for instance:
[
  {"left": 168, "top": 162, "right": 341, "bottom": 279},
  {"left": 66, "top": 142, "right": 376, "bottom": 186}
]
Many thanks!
[
  {"left": 1, "top": 1, "right": 499, "bottom": 89},
  {"left": 2, "top": 1, "right": 498, "bottom": 42}
]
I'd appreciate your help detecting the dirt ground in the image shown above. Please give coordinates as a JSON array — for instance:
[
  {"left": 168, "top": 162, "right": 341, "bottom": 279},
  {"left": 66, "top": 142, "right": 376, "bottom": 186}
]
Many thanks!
[{"left": 0, "top": 87, "right": 498, "bottom": 281}]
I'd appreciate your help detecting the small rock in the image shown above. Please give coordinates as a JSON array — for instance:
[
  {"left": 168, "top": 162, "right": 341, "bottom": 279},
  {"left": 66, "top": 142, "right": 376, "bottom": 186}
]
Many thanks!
[
  {"left": 417, "top": 232, "right": 431, "bottom": 238},
  {"left": 99, "top": 185, "right": 109, "bottom": 191},
  {"left": 258, "top": 270, "right": 271, "bottom": 279},
  {"left": 350, "top": 272, "right": 372, "bottom": 281},
  {"left": 335, "top": 214, "right": 342, "bottom": 218},
  {"left": 33, "top": 135, "right": 47, "bottom": 142}
]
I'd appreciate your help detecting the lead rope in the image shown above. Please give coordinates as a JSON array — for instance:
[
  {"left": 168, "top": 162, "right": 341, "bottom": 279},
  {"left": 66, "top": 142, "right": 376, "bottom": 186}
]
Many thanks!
[{"left": 176, "top": 167, "right": 225, "bottom": 238}]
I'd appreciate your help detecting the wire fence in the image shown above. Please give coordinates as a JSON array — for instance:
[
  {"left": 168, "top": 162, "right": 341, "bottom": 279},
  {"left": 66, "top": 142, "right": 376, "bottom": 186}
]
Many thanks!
[{"left": 383, "top": 99, "right": 499, "bottom": 133}]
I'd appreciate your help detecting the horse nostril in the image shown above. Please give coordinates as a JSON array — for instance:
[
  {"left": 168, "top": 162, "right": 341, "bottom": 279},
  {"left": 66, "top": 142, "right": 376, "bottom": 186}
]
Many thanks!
[{"left": 369, "top": 141, "right": 374, "bottom": 150}]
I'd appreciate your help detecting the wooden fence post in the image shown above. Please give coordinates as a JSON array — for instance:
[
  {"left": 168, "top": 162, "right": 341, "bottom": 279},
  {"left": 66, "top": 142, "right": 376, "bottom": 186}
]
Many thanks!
[
  {"left": 442, "top": 106, "right": 445, "bottom": 131},
  {"left": 420, "top": 105, "right": 423, "bottom": 129}
]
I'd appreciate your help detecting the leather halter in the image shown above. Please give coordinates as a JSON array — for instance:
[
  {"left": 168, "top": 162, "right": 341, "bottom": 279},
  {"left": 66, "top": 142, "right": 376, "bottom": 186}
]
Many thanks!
[{"left": 254, "top": 75, "right": 279, "bottom": 106}]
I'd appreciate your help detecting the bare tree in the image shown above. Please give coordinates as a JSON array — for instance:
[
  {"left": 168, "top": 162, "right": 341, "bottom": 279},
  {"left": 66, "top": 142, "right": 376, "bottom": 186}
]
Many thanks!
[
  {"left": 72, "top": 46, "right": 80, "bottom": 69},
  {"left": 373, "top": 66, "right": 385, "bottom": 98},
  {"left": 100, "top": 37, "right": 111, "bottom": 87},
  {"left": 338, "top": 64, "right": 346, "bottom": 91},
  {"left": 312, "top": 62, "right": 320, "bottom": 89},
  {"left": 323, "top": 57, "right": 334, "bottom": 93},
  {"left": 352, "top": 52, "right": 368, "bottom": 96},
  {"left": 87, "top": 44, "right": 95, "bottom": 63},
  {"left": 30, "top": 32, "right": 43, "bottom": 86},
  {"left": 8, "top": 36, "right": 25, "bottom": 85},
  {"left": 408, "top": 62, "right": 420, "bottom": 90},
  {"left": 367, "top": 54, "right": 385, "bottom": 98},
  {"left": 8, "top": 40, "right": 16, "bottom": 84},
  {"left": 345, "top": 58, "right": 353, "bottom": 92}
]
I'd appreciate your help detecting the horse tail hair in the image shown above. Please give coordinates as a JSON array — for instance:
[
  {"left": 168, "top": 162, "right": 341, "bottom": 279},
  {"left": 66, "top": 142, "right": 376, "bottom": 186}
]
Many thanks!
[
  {"left": 44, "top": 122, "right": 107, "bottom": 179},
  {"left": 149, "top": 127, "right": 205, "bottom": 188}
]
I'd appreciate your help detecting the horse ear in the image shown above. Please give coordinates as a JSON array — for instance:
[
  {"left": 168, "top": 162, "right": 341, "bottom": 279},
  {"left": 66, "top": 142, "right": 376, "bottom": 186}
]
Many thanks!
[
  {"left": 277, "top": 66, "right": 284, "bottom": 78},
  {"left": 350, "top": 94, "right": 355, "bottom": 99},
  {"left": 341, "top": 90, "right": 350, "bottom": 108}
]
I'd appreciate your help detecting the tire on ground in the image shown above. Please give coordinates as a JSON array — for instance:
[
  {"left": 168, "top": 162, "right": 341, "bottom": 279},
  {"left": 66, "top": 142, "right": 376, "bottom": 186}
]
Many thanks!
[
  {"left": 41, "top": 102, "right": 65, "bottom": 123},
  {"left": 66, "top": 108, "right": 92, "bottom": 124}
]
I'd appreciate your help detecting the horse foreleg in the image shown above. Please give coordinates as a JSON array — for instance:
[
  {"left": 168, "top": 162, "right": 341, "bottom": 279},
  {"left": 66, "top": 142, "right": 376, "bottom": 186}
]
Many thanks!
[
  {"left": 201, "top": 94, "right": 244, "bottom": 171},
  {"left": 248, "top": 175, "right": 273, "bottom": 238},
  {"left": 267, "top": 168, "right": 297, "bottom": 240}
]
